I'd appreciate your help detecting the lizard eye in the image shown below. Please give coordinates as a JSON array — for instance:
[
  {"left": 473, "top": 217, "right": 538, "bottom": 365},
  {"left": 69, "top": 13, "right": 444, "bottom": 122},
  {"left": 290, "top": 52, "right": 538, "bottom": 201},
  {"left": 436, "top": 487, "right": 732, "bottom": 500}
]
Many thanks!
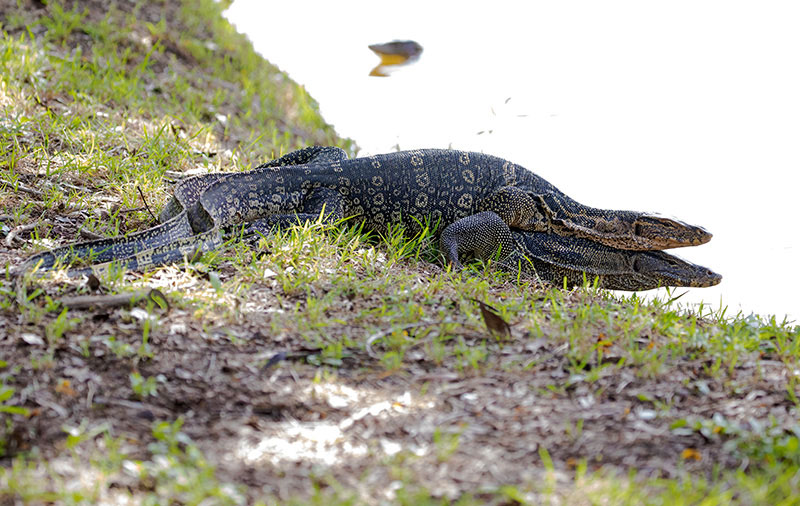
[{"left": 632, "top": 255, "right": 656, "bottom": 273}]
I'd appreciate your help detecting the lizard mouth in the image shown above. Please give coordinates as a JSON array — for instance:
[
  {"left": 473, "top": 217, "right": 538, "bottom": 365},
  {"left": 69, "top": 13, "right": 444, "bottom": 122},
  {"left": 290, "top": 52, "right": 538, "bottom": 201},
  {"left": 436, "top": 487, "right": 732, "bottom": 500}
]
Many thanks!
[{"left": 633, "top": 253, "right": 722, "bottom": 287}]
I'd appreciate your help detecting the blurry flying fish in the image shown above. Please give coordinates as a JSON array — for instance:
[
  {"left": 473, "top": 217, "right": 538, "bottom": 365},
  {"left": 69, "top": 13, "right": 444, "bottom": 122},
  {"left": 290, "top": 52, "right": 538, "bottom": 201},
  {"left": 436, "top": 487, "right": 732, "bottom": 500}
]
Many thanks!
[{"left": 368, "top": 40, "right": 423, "bottom": 77}]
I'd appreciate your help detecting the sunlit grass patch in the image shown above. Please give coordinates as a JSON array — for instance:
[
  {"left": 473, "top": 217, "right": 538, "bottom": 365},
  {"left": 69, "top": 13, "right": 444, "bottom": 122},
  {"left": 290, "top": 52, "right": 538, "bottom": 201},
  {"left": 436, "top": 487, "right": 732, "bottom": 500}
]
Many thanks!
[
  {"left": 0, "top": 419, "right": 247, "bottom": 505},
  {"left": 1, "top": 0, "right": 352, "bottom": 254}
]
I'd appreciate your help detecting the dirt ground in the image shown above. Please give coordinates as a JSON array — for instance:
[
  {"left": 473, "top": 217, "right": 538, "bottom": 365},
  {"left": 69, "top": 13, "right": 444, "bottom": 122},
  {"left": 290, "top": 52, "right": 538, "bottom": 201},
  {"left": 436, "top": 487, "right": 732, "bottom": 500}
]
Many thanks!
[{"left": 2, "top": 250, "right": 796, "bottom": 501}]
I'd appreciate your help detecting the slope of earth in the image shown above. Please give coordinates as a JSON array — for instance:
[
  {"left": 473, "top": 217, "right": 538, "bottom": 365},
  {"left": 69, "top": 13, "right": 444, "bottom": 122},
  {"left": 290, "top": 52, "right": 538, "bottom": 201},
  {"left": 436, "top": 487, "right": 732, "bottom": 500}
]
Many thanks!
[{"left": 1, "top": 1, "right": 799, "bottom": 504}]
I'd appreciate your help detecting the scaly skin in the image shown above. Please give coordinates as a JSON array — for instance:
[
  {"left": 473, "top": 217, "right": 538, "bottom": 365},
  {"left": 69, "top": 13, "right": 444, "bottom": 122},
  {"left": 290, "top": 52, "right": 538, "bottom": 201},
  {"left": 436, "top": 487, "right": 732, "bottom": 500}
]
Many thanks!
[
  {"left": 509, "top": 228, "right": 721, "bottom": 290},
  {"left": 441, "top": 211, "right": 721, "bottom": 290},
  {"left": 17, "top": 147, "right": 718, "bottom": 290}
]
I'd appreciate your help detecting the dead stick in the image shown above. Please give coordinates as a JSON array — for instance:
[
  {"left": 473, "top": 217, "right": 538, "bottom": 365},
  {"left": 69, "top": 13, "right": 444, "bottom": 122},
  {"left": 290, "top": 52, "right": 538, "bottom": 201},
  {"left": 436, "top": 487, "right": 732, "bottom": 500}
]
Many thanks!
[
  {"left": 5, "top": 220, "right": 50, "bottom": 247},
  {"left": 78, "top": 225, "right": 103, "bottom": 240},
  {"left": 365, "top": 318, "right": 460, "bottom": 358},
  {"left": 59, "top": 290, "right": 151, "bottom": 310},
  {"left": 0, "top": 178, "right": 44, "bottom": 198},
  {"left": 137, "top": 186, "right": 157, "bottom": 222}
]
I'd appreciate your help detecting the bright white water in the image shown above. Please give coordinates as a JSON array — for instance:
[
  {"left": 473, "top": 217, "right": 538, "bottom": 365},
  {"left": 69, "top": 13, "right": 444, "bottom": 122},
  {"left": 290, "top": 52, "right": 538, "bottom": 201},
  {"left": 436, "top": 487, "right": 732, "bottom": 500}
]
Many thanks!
[{"left": 226, "top": 1, "right": 799, "bottom": 322}]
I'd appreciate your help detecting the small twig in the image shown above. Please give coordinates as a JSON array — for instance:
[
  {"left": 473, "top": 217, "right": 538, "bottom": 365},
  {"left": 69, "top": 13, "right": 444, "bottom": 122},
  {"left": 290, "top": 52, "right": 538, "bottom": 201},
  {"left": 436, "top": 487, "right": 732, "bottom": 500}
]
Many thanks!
[
  {"left": 58, "top": 182, "right": 91, "bottom": 193},
  {"left": 1, "top": 177, "right": 98, "bottom": 215},
  {"left": 207, "top": 353, "right": 216, "bottom": 377},
  {"left": 5, "top": 220, "right": 50, "bottom": 247},
  {"left": 78, "top": 224, "right": 104, "bottom": 240},
  {"left": 36, "top": 398, "right": 68, "bottom": 418},
  {"left": 521, "top": 342, "right": 569, "bottom": 370},
  {"left": 118, "top": 206, "right": 146, "bottom": 214},
  {"left": 92, "top": 396, "right": 172, "bottom": 416},
  {"left": 0, "top": 178, "right": 44, "bottom": 198},
  {"left": 365, "top": 319, "right": 459, "bottom": 358},
  {"left": 137, "top": 186, "right": 157, "bottom": 222},
  {"left": 58, "top": 289, "right": 151, "bottom": 310},
  {"left": 86, "top": 381, "right": 97, "bottom": 410}
]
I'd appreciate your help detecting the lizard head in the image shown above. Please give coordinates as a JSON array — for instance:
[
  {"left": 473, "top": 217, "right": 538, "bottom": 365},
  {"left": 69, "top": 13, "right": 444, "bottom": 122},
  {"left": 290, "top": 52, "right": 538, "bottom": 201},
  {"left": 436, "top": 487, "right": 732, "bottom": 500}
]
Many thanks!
[
  {"left": 624, "top": 250, "right": 722, "bottom": 289},
  {"left": 526, "top": 193, "right": 713, "bottom": 251},
  {"left": 581, "top": 250, "right": 722, "bottom": 291},
  {"left": 631, "top": 214, "right": 713, "bottom": 249},
  {"left": 510, "top": 230, "right": 722, "bottom": 291},
  {"left": 580, "top": 212, "right": 713, "bottom": 251}
]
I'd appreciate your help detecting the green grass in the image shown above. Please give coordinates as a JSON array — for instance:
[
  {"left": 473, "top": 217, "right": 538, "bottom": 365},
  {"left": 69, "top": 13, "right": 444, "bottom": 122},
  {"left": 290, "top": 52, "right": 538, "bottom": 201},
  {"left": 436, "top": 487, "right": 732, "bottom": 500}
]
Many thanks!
[
  {"left": 0, "top": 0, "right": 351, "bottom": 251},
  {"left": 2, "top": 1, "right": 800, "bottom": 504}
]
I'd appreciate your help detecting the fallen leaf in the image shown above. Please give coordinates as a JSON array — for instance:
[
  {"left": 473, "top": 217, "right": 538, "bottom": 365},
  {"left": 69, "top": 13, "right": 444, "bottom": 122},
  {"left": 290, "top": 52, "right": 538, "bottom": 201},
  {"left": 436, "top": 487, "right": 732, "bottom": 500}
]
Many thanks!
[
  {"left": 596, "top": 333, "right": 613, "bottom": 349},
  {"left": 681, "top": 448, "right": 702, "bottom": 461},
  {"left": 55, "top": 379, "right": 76, "bottom": 397},
  {"left": 86, "top": 274, "right": 101, "bottom": 291},
  {"left": 469, "top": 298, "right": 511, "bottom": 338},
  {"left": 20, "top": 333, "right": 45, "bottom": 346}
]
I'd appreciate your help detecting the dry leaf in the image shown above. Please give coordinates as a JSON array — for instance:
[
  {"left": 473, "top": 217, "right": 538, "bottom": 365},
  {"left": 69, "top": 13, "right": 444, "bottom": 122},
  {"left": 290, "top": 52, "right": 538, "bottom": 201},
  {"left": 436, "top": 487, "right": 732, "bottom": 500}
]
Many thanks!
[
  {"left": 86, "top": 273, "right": 101, "bottom": 291},
  {"left": 596, "top": 333, "right": 613, "bottom": 350},
  {"left": 469, "top": 298, "right": 511, "bottom": 338},
  {"left": 20, "top": 333, "right": 45, "bottom": 346},
  {"left": 681, "top": 448, "right": 702, "bottom": 461},
  {"left": 55, "top": 379, "right": 76, "bottom": 397}
]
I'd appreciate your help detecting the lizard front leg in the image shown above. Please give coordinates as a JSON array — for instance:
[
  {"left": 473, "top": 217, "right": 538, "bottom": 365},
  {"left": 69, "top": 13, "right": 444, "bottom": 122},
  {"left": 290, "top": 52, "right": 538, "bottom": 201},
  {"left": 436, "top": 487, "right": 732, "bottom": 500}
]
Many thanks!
[{"left": 439, "top": 211, "right": 520, "bottom": 269}]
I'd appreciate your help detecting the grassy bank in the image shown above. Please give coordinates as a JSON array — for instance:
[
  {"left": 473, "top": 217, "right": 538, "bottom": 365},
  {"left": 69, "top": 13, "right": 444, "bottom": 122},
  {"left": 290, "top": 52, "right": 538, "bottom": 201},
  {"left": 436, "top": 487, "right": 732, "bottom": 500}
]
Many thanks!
[{"left": 1, "top": 1, "right": 799, "bottom": 504}]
